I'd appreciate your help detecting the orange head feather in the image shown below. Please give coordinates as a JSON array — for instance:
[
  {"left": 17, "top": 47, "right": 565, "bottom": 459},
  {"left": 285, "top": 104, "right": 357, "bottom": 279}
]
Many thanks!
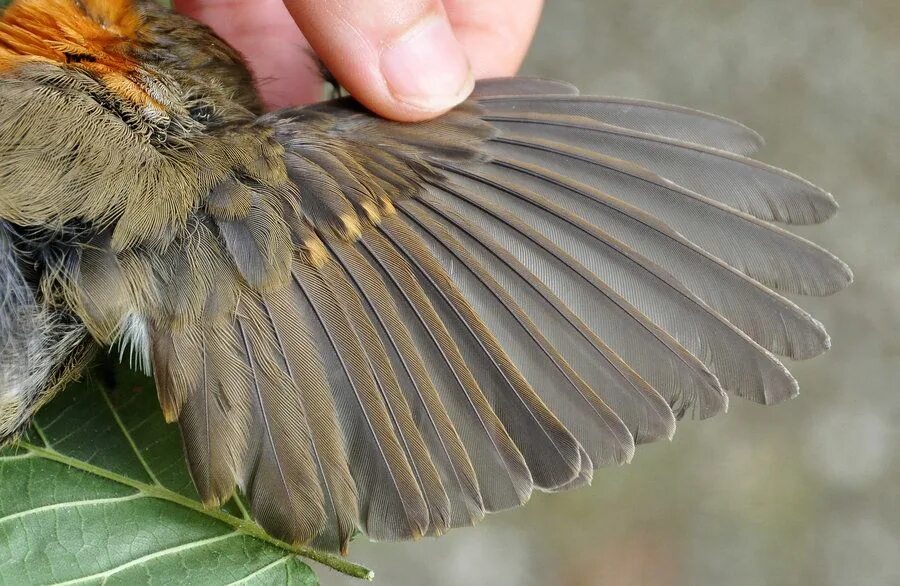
[{"left": 0, "top": 0, "right": 158, "bottom": 107}]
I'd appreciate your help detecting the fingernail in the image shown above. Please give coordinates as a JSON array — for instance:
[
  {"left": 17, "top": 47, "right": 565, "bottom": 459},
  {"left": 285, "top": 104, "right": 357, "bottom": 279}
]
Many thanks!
[{"left": 380, "top": 16, "right": 474, "bottom": 112}]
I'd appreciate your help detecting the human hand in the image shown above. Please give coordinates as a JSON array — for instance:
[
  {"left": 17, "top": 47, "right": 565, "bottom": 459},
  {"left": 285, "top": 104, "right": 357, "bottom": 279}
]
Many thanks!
[{"left": 173, "top": 0, "right": 543, "bottom": 121}]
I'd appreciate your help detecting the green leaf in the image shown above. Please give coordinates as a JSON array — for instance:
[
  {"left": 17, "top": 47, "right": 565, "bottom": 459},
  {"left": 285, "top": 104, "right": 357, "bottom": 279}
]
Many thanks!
[{"left": 0, "top": 369, "right": 373, "bottom": 585}]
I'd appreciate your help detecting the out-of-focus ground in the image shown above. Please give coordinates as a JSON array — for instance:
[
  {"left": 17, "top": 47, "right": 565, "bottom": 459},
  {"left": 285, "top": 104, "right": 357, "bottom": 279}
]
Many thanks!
[{"left": 326, "top": 1, "right": 899, "bottom": 585}]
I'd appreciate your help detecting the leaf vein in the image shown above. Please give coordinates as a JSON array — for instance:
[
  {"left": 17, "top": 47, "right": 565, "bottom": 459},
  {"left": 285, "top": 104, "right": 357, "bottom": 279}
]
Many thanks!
[
  {"left": 0, "top": 493, "right": 144, "bottom": 525},
  {"left": 99, "top": 388, "right": 160, "bottom": 485},
  {"left": 0, "top": 452, "right": 35, "bottom": 462},
  {"left": 225, "top": 556, "right": 291, "bottom": 585},
  {"left": 49, "top": 531, "right": 241, "bottom": 586},
  {"left": 31, "top": 421, "right": 53, "bottom": 449}
]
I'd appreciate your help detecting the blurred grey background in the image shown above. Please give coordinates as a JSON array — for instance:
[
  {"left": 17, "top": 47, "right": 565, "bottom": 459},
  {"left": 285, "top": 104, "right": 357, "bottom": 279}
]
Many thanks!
[{"left": 325, "top": 1, "right": 899, "bottom": 585}]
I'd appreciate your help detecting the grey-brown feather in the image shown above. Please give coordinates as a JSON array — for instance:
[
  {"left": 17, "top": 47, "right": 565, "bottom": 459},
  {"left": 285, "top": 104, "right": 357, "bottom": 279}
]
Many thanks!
[
  {"left": 399, "top": 203, "right": 636, "bottom": 468},
  {"left": 154, "top": 80, "right": 848, "bottom": 546},
  {"left": 403, "top": 199, "right": 676, "bottom": 444}
]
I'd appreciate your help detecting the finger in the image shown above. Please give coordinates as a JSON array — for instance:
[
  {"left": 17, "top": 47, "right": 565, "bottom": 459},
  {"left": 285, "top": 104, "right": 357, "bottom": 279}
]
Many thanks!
[
  {"left": 444, "top": 0, "right": 544, "bottom": 78},
  {"left": 174, "top": 0, "right": 323, "bottom": 109},
  {"left": 283, "top": 0, "right": 475, "bottom": 122}
]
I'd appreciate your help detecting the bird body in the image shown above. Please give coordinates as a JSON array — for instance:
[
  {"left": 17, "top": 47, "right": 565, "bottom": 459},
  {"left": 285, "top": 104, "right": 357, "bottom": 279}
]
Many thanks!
[{"left": 0, "top": 0, "right": 851, "bottom": 554}]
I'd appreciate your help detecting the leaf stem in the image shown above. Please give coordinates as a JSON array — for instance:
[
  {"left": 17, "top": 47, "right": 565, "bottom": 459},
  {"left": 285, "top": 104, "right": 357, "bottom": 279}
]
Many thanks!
[{"left": 17, "top": 441, "right": 374, "bottom": 581}]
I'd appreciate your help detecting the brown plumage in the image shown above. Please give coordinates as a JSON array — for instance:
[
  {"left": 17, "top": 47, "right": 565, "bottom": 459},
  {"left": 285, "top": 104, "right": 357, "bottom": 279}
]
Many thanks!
[{"left": 0, "top": 0, "right": 852, "bottom": 554}]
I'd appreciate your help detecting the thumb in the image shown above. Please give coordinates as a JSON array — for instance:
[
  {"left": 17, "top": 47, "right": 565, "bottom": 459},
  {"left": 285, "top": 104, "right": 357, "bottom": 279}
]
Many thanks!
[{"left": 283, "top": 0, "right": 475, "bottom": 122}]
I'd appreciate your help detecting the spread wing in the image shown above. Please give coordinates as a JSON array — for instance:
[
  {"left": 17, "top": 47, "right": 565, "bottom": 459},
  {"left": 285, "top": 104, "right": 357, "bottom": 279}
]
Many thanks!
[{"left": 71, "top": 78, "right": 851, "bottom": 552}]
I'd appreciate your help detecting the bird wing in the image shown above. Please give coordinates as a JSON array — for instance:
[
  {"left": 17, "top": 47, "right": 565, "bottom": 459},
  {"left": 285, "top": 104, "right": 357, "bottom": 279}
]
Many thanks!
[{"left": 72, "top": 78, "right": 851, "bottom": 552}]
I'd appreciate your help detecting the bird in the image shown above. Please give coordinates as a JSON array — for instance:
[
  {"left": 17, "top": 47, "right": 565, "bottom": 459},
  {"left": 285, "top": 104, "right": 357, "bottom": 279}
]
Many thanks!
[{"left": 0, "top": 0, "right": 852, "bottom": 554}]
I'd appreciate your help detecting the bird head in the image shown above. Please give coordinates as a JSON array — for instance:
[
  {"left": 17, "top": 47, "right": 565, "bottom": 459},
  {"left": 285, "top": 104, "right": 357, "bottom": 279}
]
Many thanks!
[
  {"left": 0, "top": 0, "right": 260, "bottom": 120},
  {"left": 0, "top": 0, "right": 151, "bottom": 104},
  {"left": 0, "top": 0, "right": 265, "bottom": 443},
  {"left": 0, "top": 0, "right": 279, "bottom": 245}
]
